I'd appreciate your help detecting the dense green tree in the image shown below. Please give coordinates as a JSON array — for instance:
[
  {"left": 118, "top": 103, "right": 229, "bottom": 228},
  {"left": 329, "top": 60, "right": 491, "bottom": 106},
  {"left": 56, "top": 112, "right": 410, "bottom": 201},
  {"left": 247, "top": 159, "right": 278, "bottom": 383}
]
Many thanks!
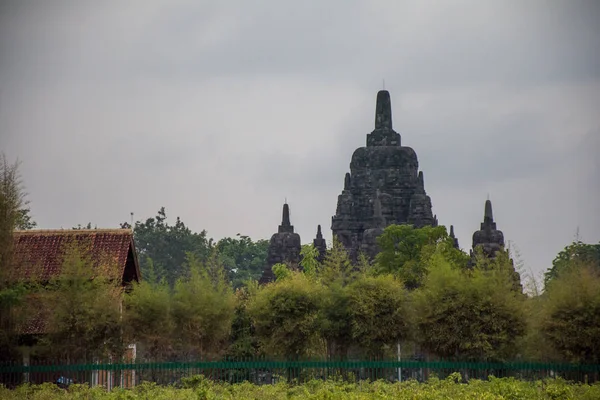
[
  {"left": 124, "top": 278, "right": 174, "bottom": 361},
  {"left": 471, "top": 246, "right": 523, "bottom": 293},
  {"left": 248, "top": 272, "right": 324, "bottom": 359},
  {"left": 320, "top": 282, "right": 352, "bottom": 359},
  {"left": 375, "top": 225, "right": 468, "bottom": 289},
  {"left": 300, "top": 244, "right": 320, "bottom": 279},
  {"left": 413, "top": 252, "right": 526, "bottom": 362},
  {"left": 315, "top": 240, "right": 354, "bottom": 359},
  {"left": 347, "top": 274, "right": 411, "bottom": 358},
  {"left": 0, "top": 154, "right": 33, "bottom": 360},
  {"left": 171, "top": 254, "right": 235, "bottom": 359},
  {"left": 15, "top": 207, "right": 36, "bottom": 230},
  {"left": 319, "top": 237, "right": 357, "bottom": 286},
  {"left": 0, "top": 154, "right": 26, "bottom": 274},
  {"left": 540, "top": 264, "right": 600, "bottom": 363},
  {"left": 544, "top": 240, "right": 600, "bottom": 288},
  {"left": 133, "top": 207, "right": 212, "bottom": 287},
  {"left": 226, "top": 282, "right": 261, "bottom": 359},
  {"left": 216, "top": 234, "right": 269, "bottom": 288},
  {"left": 271, "top": 262, "right": 292, "bottom": 281},
  {"left": 40, "top": 245, "right": 124, "bottom": 362}
]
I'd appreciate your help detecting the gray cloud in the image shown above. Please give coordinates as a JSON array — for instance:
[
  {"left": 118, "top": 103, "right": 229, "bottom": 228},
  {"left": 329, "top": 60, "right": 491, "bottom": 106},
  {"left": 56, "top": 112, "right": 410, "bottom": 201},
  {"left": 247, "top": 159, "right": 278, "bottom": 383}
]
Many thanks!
[{"left": 1, "top": 0, "right": 599, "bottom": 281}]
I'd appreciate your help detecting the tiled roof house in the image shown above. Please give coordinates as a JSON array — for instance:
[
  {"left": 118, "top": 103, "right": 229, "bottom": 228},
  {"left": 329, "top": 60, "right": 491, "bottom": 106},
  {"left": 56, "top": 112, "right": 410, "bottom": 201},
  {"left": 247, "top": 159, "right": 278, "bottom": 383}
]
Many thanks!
[
  {"left": 12, "top": 229, "right": 141, "bottom": 285},
  {"left": 10, "top": 229, "right": 141, "bottom": 335},
  {"left": 7, "top": 229, "right": 141, "bottom": 387}
]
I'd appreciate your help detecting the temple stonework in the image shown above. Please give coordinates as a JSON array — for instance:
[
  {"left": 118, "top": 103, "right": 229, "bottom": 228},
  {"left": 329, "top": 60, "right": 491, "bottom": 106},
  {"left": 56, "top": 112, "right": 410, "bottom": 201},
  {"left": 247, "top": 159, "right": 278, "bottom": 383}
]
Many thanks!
[
  {"left": 470, "top": 200, "right": 505, "bottom": 259},
  {"left": 259, "top": 203, "right": 301, "bottom": 284},
  {"left": 470, "top": 199, "right": 523, "bottom": 292},
  {"left": 331, "top": 90, "right": 436, "bottom": 260},
  {"left": 449, "top": 225, "right": 459, "bottom": 249},
  {"left": 359, "top": 190, "right": 387, "bottom": 259},
  {"left": 313, "top": 225, "right": 327, "bottom": 263},
  {"left": 259, "top": 90, "right": 521, "bottom": 292}
]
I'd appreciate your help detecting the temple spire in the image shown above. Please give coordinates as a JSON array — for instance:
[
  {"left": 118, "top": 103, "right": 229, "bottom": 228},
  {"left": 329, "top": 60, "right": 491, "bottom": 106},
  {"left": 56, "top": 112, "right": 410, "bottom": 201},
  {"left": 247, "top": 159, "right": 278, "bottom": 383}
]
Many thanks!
[
  {"left": 449, "top": 224, "right": 459, "bottom": 249},
  {"left": 480, "top": 199, "right": 497, "bottom": 231},
  {"left": 313, "top": 224, "right": 327, "bottom": 263},
  {"left": 375, "top": 90, "right": 393, "bottom": 130},
  {"left": 415, "top": 171, "right": 425, "bottom": 194},
  {"left": 282, "top": 203, "right": 290, "bottom": 226},
  {"left": 484, "top": 199, "right": 494, "bottom": 223},
  {"left": 278, "top": 203, "right": 294, "bottom": 233},
  {"left": 344, "top": 173, "right": 351, "bottom": 191}
]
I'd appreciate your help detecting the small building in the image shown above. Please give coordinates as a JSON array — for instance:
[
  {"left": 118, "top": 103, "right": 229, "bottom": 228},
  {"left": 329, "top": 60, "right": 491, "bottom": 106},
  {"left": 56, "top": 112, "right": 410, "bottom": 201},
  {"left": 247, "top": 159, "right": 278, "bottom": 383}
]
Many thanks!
[{"left": 9, "top": 229, "right": 141, "bottom": 388}]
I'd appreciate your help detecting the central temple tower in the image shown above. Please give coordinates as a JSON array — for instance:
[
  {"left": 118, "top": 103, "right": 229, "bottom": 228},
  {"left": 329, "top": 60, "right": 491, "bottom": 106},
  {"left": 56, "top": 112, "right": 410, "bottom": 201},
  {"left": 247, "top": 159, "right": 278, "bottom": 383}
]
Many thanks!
[{"left": 331, "top": 90, "right": 437, "bottom": 260}]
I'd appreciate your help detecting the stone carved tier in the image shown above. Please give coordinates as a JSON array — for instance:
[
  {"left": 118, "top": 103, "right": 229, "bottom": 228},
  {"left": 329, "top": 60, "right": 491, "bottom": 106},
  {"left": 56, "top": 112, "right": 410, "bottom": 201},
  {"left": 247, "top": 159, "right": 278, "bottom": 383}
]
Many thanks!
[
  {"left": 331, "top": 90, "right": 436, "bottom": 261},
  {"left": 471, "top": 199, "right": 505, "bottom": 258},
  {"left": 469, "top": 199, "right": 523, "bottom": 293},
  {"left": 449, "top": 225, "right": 460, "bottom": 249},
  {"left": 313, "top": 225, "right": 327, "bottom": 263},
  {"left": 360, "top": 191, "right": 387, "bottom": 259},
  {"left": 259, "top": 203, "right": 301, "bottom": 284}
]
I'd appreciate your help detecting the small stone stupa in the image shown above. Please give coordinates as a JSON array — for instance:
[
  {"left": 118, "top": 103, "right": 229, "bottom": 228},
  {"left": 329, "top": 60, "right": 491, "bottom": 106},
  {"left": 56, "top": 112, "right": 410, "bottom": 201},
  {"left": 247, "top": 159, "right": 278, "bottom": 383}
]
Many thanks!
[{"left": 259, "top": 203, "right": 301, "bottom": 284}]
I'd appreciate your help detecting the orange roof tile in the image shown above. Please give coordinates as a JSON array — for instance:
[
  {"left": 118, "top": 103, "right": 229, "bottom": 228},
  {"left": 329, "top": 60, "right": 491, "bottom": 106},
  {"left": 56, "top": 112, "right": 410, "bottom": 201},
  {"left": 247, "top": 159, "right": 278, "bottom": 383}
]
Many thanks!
[
  {"left": 10, "top": 229, "right": 141, "bottom": 336},
  {"left": 11, "top": 229, "right": 139, "bottom": 282}
]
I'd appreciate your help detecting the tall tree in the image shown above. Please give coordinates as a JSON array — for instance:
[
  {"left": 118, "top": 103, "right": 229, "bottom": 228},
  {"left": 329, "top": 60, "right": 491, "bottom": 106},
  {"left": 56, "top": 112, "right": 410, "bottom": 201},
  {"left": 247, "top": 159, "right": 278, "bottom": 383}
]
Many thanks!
[
  {"left": 15, "top": 208, "right": 36, "bottom": 230},
  {"left": 317, "top": 240, "right": 354, "bottom": 359},
  {"left": 347, "top": 274, "right": 411, "bottom": 358},
  {"left": 171, "top": 254, "right": 235, "bottom": 359},
  {"left": 544, "top": 240, "right": 600, "bottom": 288},
  {"left": 540, "top": 264, "right": 600, "bottom": 363},
  {"left": 40, "top": 245, "right": 124, "bottom": 362},
  {"left": 123, "top": 278, "right": 174, "bottom": 361},
  {"left": 413, "top": 252, "right": 526, "bottom": 362},
  {"left": 133, "top": 207, "right": 212, "bottom": 287},
  {"left": 375, "top": 224, "right": 468, "bottom": 289},
  {"left": 0, "top": 154, "right": 27, "bottom": 272},
  {"left": 319, "top": 237, "right": 357, "bottom": 286},
  {"left": 248, "top": 272, "right": 324, "bottom": 359},
  {"left": 216, "top": 234, "right": 269, "bottom": 288},
  {"left": 226, "top": 282, "right": 261, "bottom": 359},
  {"left": 0, "top": 154, "right": 33, "bottom": 360}
]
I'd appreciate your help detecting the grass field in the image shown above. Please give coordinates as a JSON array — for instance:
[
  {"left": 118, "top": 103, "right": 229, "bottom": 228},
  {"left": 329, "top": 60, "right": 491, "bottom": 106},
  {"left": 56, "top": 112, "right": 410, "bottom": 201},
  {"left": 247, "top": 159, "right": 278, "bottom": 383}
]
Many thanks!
[{"left": 2, "top": 374, "right": 600, "bottom": 400}]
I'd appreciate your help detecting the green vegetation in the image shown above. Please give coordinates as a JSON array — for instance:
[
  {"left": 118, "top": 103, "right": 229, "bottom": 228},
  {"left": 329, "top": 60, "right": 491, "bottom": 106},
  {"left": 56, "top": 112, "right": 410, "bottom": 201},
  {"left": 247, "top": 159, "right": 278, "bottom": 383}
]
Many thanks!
[
  {"left": 0, "top": 154, "right": 38, "bottom": 361},
  {"left": 544, "top": 240, "right": 600, "bottom": 287},
  {"left": 539, "top": 265, "right": 600, "bottom": 364},
  {"left": 2, "top": 375, "right": 600, "bottom": 399},
  {"left": 413, "top": 251, "right": 526, "bottom": 362},
  {"left": 131, "top": 208, "right": 269, "bottom": 288},
  {"left": 2, "top": 154, "right": 600, "bottom": 391},
  {"left": 39, "top": 246, "right": 125, "bottom": 361}
]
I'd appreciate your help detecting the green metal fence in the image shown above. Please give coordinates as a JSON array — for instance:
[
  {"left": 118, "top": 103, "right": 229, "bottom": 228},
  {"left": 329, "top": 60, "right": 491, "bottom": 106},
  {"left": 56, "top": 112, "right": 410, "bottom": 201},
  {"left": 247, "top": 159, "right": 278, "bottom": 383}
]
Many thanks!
[{"left": 2, "top": 360, "right": 599, "bottom": 389}]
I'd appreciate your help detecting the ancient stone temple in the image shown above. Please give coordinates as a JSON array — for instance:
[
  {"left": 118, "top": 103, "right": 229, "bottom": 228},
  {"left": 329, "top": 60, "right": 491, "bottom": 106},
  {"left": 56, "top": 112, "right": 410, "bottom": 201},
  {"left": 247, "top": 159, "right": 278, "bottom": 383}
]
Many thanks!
[
  {"left": 359, "top": 190, "right": 387, "bottom": 259},
  {"left": 331, "top": 90, "right": 436, "bottom": 260},
  {"left": 259, "top": 203, "right": 302, "bottom": 284},
  {"left": 313, "top": 225, "right": 327, "bottom": 263},
  {"left": 449, "top": 225, "right": 460, "bottom": 249},
  {"left": 470, "top": 199, "right": 523, "bottom": 292},
  {"left": 470, "top": 199, "right": 505, "bottom": 259}
]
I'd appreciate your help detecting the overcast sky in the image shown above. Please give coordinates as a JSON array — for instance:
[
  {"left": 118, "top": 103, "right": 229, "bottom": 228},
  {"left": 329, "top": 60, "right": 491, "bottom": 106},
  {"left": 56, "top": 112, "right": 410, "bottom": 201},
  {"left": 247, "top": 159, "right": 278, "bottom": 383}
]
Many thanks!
[{"left": 1, "top": 0, "right": 599, "bottom": 282}]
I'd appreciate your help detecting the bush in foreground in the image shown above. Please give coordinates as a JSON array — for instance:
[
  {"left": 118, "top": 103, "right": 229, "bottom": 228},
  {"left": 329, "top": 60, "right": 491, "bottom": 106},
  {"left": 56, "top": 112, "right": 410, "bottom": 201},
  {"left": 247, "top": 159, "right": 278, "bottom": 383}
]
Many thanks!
[{"left": 2, "top": 374, "right": 600, "bottom": 400}]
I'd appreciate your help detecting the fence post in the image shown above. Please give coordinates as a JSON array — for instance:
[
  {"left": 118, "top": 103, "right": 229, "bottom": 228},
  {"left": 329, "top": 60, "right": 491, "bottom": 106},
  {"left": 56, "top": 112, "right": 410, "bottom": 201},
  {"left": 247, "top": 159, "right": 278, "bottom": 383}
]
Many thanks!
[
  {"left": 397, "top": 342, "right": 401, "bottom": 383},
  {"left": 22, "top": 348, "right": 30, "bottom": 384}
]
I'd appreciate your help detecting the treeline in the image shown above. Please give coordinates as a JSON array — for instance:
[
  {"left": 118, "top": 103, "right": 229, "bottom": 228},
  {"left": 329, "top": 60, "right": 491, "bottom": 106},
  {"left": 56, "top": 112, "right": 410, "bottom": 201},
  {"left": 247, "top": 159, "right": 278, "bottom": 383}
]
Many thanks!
[
  {"left": 2, "top": 154, "right": 600, "bottom": 366},
  {"left": 122, "top": 207, "right": 269, "bottom": 289},
  {"left": 13, "top": 225, "right": 597, "bottom": 365},
  {"left": 121, "top": 226, "right": 600, "bottom": 365}
]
